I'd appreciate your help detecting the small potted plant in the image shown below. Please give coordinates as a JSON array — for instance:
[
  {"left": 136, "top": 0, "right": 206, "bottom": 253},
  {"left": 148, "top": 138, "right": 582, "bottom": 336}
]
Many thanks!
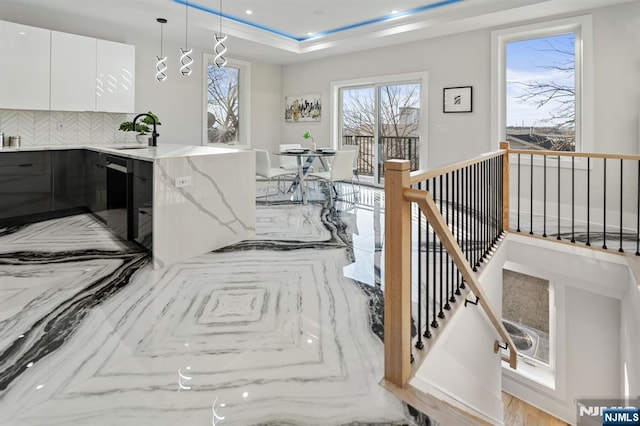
[
  {"left": 119, "top": 111, "right": 161, "bottom": 144},
  {"left": 303, "top": 131, "right": 316, "bottom": 151}
]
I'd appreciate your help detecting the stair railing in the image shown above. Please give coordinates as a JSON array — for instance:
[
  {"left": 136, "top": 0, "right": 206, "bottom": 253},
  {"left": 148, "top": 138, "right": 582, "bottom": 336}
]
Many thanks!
[{"left": 384, "top": 144, "right": 516, "bottom": 387}]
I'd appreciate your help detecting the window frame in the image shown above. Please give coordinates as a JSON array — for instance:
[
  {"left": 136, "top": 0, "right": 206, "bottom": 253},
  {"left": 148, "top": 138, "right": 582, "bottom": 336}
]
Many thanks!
[
  {"left": 330, "top": 71, "right": 429, "bottom": 184},
  {"left": 502, "top": 261, "right": 560, "bottom": 393},
  {"left": 202, "top": 55, "right": 251, "bottom": 147},
  {"left": 491, "top": 15, "right": 593, "bottom": 154}
]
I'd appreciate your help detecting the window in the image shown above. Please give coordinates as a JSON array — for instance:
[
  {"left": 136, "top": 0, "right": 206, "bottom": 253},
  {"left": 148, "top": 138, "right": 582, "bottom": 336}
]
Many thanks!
[
  {"left": 501, "top": 267, "right": 556, "bottom": 390},
  {"left": 492, "top": 16, "right": 593, "bottom": 153},
  {"left": 203, "top": 56, "right": 250, "bottom": 146},
  {"left": 333, "top": 72, "right": 426, "bottom": 186},
  {"left": 502, "top": 269, "right": 550, "bottom": 365},
  {"left": 506, "top": 33, "right": 575, "bottom": 151}
]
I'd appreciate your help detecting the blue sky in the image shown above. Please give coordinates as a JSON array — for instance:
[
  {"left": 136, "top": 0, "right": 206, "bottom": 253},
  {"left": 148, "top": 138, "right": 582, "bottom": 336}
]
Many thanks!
[{"left": 506, "top": 33, "right": 575, "bottom": 128}]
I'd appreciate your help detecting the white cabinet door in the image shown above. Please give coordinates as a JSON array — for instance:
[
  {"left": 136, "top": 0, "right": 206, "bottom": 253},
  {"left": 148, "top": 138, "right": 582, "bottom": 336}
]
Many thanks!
[
  {"left": 0, "top": 21, "right": 50, "bottom": 110},
  {"left": 96, "top": 40, "right": 135, "bottom": 113},
  {"left": 51, "top": 31, "right": 97, "bottom": 111}
]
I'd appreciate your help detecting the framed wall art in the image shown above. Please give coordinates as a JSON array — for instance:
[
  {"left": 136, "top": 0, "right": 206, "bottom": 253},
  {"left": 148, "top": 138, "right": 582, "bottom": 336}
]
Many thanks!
[
  {"left": 443, "top": 86, "right": 472, "bottom": 113},
  {"left": 285, "top": 94, "right": 321, "bottom": 122}
]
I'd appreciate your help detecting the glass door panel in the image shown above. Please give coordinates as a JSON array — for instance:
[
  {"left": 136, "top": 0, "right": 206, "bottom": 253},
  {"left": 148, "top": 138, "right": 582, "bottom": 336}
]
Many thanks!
[{"left": 377, "top": 83, "right": 421, "bottom": 185}]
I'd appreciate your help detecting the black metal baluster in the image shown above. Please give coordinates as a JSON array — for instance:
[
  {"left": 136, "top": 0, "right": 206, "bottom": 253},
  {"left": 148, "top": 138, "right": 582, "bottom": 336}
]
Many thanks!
[
  {"left": 416, "top": 181, "right": 424, "bottom": 349},
  {"left": 456, "top": 168, "right": 462, "bottom": 296},
  {"left": 449, "top": 170, "right": 457, "bottom": 304},
  {"left": 424, "top": 179, "right": 432, "bottom": 338},
  {"left": 603, "top": 158, "right": 607, "bottom": 249},
  {"left": 476, "top": 162, "right": 481, "bottom": 267},
  {"left": 543, "top": 155, "right": 547, "bottom": 237},
  {"left": 485, "top": 159, "right": 490, "bottom": 256},
  {"left": 444, "top": 173, "right": 451, "bottom": 310},
  {"left": 431, "top": 177, "right": 438, "bottom": 329},
  {"left": 557, "top": 155, "right": 561, "bottom": 240},
  {"left": 472, "top": 163, "right": 478, "bottom": 271},
  {"left": 571, "top": 156, "right": 575, "bottom": 243},
  {"left": 587, "top": 157, "right": 591, "bottom": 246},
  {"left": 460, "top": 166, "right": 466, "bottom": 290},
  {"left": 499, "top": 156, "right": 503, "bottom": 234},
  {"left": 530, "top": 154, "right": 534, "bottom": 235},
  {"left": 480, "top": 161, "right": 485, "bottom": 262},
  {"left": 493, "top": 157, "right": 502, "bottom": 245},
  {"left": 466, "top": 165, "right": 470, "bottom": 264},
  {"left": 438, "top": 175, "right": 445, "bottom": 319},
  {"left": 517, "top": 153, "right": 521, "bottom": 233},
  {"left": 620, "top": 159, "right": 624, "bottom": 253}
]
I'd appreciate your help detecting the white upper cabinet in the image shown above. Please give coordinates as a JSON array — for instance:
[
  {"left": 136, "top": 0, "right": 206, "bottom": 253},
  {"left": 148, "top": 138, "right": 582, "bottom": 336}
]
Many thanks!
[
  {"left": 50, "top": 31, "right": 97, "bottom": 111},
  {"left": 0, "top": 21, "right": 51, "bottom": 110},
  {"left": 96, "top": 40, "right": 135, "bottom": 113}
]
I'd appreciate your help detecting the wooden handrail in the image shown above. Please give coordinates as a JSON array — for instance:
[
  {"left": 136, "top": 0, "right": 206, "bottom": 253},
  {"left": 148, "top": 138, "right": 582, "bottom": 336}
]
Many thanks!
[
  {"left": 508, "top": 148, "right": 640, "bottom": 161},
  {"left": 404, "top": 187, "right": 518, "bottom": 370},
  {"left": 409, "top": 149, "right": 506, "bottom": 185}
]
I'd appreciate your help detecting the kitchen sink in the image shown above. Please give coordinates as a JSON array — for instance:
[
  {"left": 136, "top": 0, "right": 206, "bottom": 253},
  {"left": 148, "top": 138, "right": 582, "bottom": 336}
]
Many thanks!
[{"left": 113, "top": 146, "right": 149, "bottom": 150}]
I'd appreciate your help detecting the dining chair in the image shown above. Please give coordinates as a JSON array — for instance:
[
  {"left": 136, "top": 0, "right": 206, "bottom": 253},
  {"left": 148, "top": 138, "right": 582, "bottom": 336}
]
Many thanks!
[
  {"left": 341, "top": 144, "right": 361, "bottom": 192},
  {"left": 308, "top": 149, "right": 357, "bottom": 201},
  {"left": 278, "top": 144, "right": 302, "bottom": 171},
  {"left": 255, "top": 149, "right": 294, "bottom": 204}
]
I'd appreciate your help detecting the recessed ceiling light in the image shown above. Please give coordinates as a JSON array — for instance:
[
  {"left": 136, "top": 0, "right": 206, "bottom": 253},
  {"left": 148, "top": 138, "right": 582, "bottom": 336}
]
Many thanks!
[
  {"left": 245, "top": 9, "right": 253, "bottom": 15},
  {"left": 307, "top": 32, "right": 313, "bottom": 36},
  {"left": 390, "top": 9, "right": 399, "bottom": 14},
  {"left": 18, "top": 31, "right": 26, "bottom": 35}
]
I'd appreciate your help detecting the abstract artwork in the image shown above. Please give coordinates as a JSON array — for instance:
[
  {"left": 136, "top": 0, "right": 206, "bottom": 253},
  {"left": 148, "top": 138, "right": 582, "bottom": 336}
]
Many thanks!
[{"left": 285, "top": 94, "right": 321, "bottom": 122}]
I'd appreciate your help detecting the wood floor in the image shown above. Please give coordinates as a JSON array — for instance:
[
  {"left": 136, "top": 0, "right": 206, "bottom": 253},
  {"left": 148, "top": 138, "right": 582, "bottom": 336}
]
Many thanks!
[{"left": 502, "top": 393, "right": 569, "bottom": 426}]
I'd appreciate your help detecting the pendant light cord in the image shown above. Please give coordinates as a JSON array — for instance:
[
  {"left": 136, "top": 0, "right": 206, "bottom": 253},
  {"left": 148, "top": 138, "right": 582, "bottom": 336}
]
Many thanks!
[
  {"left": 185, "top": 0, "right": 189, "bottom": 49},
  {"left": 160, "top": 21, "right": 164, "bottom": 57},
  {"left": 219, "top": 0, "right": 223, "bottom": 35}
]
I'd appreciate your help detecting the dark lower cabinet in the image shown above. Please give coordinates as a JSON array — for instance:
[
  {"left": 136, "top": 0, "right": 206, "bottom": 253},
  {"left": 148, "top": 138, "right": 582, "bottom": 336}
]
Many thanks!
[
  {"left": 132, "top": 159, "right": 153, "bottom": 250},
  {"left": 53, "top": 150, "right": 85, "bottom": 211},
  {"left": 0, "top": 152, "right": 52, "bottom": 220},
  {"left": 0, "top": 149, "right": 152, "bottom": 251},
  {"left": 84, "top": 150, "right": 107, "bottom": 221}
]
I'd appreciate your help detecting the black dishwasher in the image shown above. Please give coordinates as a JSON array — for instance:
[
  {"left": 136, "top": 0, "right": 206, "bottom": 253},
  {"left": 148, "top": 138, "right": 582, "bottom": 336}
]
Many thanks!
[{"left": 105, "top": 155, "right": 133, "bottom": 241}]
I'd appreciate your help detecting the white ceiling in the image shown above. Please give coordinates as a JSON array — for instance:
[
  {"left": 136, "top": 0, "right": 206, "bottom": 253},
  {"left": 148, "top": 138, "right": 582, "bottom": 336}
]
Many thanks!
[{"left": 0, "top": 0, "right": 635, "bottom": 64}]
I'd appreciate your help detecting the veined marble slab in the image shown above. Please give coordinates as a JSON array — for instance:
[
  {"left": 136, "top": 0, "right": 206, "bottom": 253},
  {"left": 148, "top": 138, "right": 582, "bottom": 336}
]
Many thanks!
[
  {"left": 153, "top": 150, "right": 256, "bottom": 269},
  {"left": 0, "top": 199, "right": 419, "bottom": 425},
  {"left": 0, "top": 144, "right": 257, "bottom": 269}
]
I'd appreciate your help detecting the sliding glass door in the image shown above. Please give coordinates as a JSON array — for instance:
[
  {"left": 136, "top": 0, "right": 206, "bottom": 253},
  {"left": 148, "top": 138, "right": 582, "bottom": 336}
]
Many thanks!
[{"left": 340, "top": 81, "right": 421, "bottom": 185}]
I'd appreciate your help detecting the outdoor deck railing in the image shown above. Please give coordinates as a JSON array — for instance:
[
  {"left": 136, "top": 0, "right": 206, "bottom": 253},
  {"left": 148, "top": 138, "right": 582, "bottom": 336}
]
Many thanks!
[{"left": 342, "top": 135, "right": 419, "bottom": 178}]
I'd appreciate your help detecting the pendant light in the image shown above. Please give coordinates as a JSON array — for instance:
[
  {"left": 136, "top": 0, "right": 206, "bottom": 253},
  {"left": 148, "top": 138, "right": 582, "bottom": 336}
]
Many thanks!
[
  {"left": 180, "top": 1, "right": 193, "bottom": 76},
  {"left": 156, "top": 18, "right": 168, "bottom": 82},
  {"left": 214, "top": 0, "right": 228, "bottom": 68}
]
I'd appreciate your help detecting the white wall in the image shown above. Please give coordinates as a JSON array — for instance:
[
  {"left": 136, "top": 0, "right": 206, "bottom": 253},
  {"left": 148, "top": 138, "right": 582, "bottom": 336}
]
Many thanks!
[
  {"left": 411, "top": 242, "right": 508, "bottom": 425},
  {"left": 280, "top": 1, "right": 640, "bottom": 172},
  {"left": 503, "top": 233, "right": 627, "bottom": 424},
  {"left": 281, "top": 30, "right": 492, "bottom": 170},
  {"left": 623, "top": 262, "right": 640, "bottom": 398}
]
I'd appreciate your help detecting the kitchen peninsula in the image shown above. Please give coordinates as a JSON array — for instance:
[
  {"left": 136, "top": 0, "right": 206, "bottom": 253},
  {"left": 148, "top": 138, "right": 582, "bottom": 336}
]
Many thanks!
[{"left": 0, "top": 144, "right": 256, "bottom": 268}]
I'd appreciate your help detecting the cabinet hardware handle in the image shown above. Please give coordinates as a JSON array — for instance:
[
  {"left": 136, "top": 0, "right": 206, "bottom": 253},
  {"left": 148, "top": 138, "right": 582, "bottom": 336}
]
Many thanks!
[{"left": 18, "top": 164, "right": 33, "bottom": 167}]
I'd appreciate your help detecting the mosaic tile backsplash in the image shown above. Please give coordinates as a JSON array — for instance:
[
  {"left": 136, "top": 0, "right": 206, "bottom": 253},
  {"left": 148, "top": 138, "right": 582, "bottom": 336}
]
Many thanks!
[{"left": 0, "top": 110, "right": 137, "bottom": 146}]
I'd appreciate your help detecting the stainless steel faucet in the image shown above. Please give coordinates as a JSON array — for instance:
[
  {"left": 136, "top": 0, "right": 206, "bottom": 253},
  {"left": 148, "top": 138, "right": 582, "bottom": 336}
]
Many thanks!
[{"left": 132, "top": 113, "right": 159, "bottom": 147}]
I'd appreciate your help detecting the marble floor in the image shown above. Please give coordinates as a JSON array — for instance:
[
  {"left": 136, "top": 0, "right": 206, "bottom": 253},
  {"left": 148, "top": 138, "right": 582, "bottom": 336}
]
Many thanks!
[{"left": 0, "top": 184, "right": 427, "bottom": 425}]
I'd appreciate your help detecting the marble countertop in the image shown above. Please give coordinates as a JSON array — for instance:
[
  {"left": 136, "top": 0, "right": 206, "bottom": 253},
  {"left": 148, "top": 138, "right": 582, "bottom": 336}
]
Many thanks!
[{"left": 0, "top": 143, "right": 247, "bottom": 162}]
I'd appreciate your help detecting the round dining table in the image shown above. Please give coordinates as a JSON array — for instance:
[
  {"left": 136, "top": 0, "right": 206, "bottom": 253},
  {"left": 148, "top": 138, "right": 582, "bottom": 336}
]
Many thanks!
[{"left": 273, "top": 149, "right": 336, "bottom": 204}]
